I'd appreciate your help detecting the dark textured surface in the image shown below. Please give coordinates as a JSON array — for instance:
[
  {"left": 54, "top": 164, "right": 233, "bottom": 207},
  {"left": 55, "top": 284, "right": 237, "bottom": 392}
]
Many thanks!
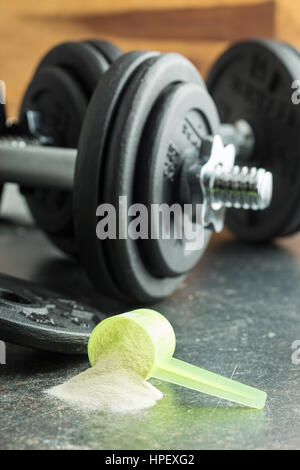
[
  {"left": 0, "top": 186, "right": 300, "bottom": 449},
  {"left": 0, "top": 273, "right": 104, "bottom": 354}
]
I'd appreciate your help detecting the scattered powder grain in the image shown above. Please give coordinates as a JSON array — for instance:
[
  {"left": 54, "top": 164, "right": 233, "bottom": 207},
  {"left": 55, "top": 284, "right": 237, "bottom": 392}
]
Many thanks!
[{"left": 46, "top": 353, "right": 162, "bottom": 413}]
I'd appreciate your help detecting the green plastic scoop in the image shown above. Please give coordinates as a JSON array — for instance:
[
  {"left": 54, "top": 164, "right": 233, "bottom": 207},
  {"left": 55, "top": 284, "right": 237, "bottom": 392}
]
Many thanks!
[{"left": 88, "top": 309, "right": 267, "bottom": 409}]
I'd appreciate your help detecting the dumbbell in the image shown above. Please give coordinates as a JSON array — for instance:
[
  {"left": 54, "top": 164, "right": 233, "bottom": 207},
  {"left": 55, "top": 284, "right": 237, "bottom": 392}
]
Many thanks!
[
  {"left": 207, "top": 39, "right": 300, "bottom": 241},
  {"left": 0, "top": 39, "right": 295, "bottom": 303},
  {"left": 0, "top": 39, "right": 122, "bottom": 255}
]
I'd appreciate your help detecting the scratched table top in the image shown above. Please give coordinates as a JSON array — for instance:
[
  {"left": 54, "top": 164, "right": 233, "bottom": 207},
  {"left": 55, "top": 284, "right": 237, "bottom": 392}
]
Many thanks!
[{"left": 0, "top": 186, "right": 299, "bottom": 450}]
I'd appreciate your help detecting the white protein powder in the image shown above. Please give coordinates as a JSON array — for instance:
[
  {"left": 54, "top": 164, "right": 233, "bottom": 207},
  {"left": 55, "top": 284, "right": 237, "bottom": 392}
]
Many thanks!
[{"left": 46, "top": 354, "right": 162, "bottom": 413}]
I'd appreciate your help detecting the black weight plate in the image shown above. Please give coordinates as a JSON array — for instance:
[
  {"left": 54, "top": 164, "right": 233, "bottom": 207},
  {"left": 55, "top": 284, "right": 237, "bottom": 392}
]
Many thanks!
[
  {"left": 21, "top": 65, "right": 87, "bottom": 237},
  {"left": 0, "top": 102, "right": 6, "bottom": 133},
  {"left": 19, "top": 41, "right": 110, "bottom": 255},
  {"left": 74, "top": 51, "right": 159, "bottom": 302},
  {"left": 104, "top": 54, "right": 209, "bottom": 302},
  {"left": 207, "top": 39, "right": 300, "bottom": 242},
  {"left": 138, "top": 82, "right": 219, "bottom": 278},
  {"left": 84, "top": 39, "right": 122, "bottom": 63},
  {"left": 268, "top": 40, "right": 300, "bottom": 237},
  {"left": 34, "top": 41, "right": 110, "bottom": 96},
  {"left": 0, "top": 273, "right": 104, "bottom": 354}
]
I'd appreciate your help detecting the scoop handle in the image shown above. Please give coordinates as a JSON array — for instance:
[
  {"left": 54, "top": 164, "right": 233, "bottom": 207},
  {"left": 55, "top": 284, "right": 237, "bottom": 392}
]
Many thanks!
[{"left": 152, "top": 357, "right": 267, "bottom": 409}]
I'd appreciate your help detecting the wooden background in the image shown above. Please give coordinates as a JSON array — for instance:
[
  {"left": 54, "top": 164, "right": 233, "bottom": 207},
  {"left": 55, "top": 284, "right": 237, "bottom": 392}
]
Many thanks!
[{"left": 1, "top": 0, "right": 300, "bottom": 117}]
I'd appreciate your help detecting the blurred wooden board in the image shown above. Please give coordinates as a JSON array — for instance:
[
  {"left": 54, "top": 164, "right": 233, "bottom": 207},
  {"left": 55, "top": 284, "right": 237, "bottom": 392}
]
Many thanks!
[{"left": 0, "top": 0, "right": 299, "bottom": 116}]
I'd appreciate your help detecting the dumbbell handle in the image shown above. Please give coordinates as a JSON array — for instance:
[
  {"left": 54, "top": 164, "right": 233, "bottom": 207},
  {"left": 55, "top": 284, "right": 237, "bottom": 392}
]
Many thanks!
[
  {"left": 0, "top": 118, "right": 254, "bottom": 191},
  {"left": 0, "top": 139, "right": 76, "bottom": 190},
  {"left": 0, "top": 123, "right": 266, "bottom": 232},
  {"left": 219, "top": 119, "right": 255, "bottom": 161}
]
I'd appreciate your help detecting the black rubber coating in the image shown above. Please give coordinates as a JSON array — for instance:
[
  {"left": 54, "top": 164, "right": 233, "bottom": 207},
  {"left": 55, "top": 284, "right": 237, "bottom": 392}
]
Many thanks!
[
  {"left": 84, "top": 39, "right": 122, "bottom": 63},
  {"left": 269, "top": 41, "right": 300, "bottom": 237},
  {"left": 74, "top": 51, "right": 159, "bottom": 302},
  {"left": 104, "top": 53, "right": 212, "bottom": 302},
  {"left": 77, "top": 52, "right": 210, "bottom": 302},
  {"left": 0, "top": 273, "right": 104, "bottom": 354},
  {"left": 19, "top": 40, "right": 121, "bottom": 255},
  {"left": 138, "top": 82, "right": 219, "bottom": 278},
  {"left": 0, "top": 103, "right": 6, "bottom": 134},
  {"left": 207, "top": 39, "right": 300, "bottom": 242},
  {"left": 21, "top": 65, "right": 88, "bottom": 242}
]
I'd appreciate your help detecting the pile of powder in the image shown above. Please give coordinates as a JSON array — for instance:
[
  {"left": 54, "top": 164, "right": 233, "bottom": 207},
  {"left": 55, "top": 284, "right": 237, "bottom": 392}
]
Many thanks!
[{"left": 46, "top": 353, "right": 162, "bottom": 413}]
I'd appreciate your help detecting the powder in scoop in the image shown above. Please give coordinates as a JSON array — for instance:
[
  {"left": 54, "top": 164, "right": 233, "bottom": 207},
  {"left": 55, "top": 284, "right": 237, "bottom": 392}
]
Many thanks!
[{"left": 46, "top": 353, "right": 162, "bottom": 413}]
